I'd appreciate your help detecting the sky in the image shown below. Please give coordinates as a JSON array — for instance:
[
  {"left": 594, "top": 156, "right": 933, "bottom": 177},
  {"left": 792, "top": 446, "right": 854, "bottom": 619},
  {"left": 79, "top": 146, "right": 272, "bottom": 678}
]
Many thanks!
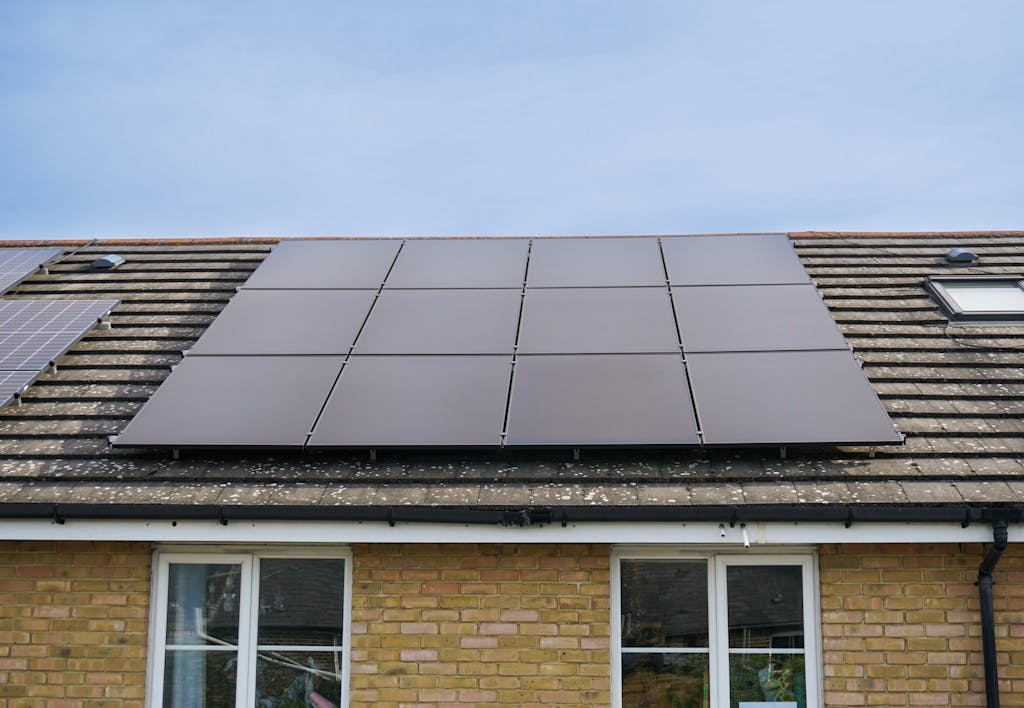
[{"left": 1, "top": 1, "right": 1022, "bottom": 239}]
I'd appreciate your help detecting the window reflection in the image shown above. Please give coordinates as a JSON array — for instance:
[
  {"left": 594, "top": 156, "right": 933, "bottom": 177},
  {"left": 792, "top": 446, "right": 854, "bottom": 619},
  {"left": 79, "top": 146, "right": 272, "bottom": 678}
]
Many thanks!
[
  {"left": 726, "top": 565, "right": 803, "bottom": 649},
  {"left": 621, "top": 560, "right": 709, "bottom": 648},
  {"left": 166, "top": 563, "right": 241, "bottom": 646},
  {"left": 621, "top": 653, "right": 711, "bottom": 708},
  {"left": 257, "top": 558, "right": 345, "bottom": 647}
]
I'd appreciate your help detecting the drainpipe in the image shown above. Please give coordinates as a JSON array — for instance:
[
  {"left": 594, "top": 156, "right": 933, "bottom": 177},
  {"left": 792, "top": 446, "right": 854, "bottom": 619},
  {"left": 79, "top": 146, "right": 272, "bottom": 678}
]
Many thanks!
[{"left": 978, "top": 519, "right": 1008, "bottom": 708}]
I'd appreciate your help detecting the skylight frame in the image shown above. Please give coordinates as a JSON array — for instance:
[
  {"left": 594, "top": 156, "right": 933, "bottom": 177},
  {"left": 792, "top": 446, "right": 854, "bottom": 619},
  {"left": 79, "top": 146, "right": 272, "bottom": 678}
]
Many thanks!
[{"left": 924, "top": 275, "right": 1024, "bottom": 324}]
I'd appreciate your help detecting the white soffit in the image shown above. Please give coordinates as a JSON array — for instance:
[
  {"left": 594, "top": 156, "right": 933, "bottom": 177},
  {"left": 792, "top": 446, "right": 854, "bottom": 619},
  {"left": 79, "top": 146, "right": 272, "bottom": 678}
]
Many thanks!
[{"left": 0, "top": 519, "right": 1016, "bottom": 544}]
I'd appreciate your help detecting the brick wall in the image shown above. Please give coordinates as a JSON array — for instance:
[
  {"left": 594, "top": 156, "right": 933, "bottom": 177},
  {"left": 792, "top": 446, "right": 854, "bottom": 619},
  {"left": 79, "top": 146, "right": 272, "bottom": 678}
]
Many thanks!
[
  {"left": 0, "top": 540, "right": 151, "bottom": 707},
  {"left": 349, "top": 542, "right": 611, "bottom": 707},
  {"left": 819, "top": 542, "right": 1024, "bottom": 707}
]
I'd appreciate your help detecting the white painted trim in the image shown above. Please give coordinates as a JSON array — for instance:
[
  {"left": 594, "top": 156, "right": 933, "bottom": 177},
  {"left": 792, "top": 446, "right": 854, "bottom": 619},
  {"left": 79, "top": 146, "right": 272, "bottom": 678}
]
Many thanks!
[
  {"left": 611, "top": 548, "right": 821, "bottom": 708},
  {"left": 714, "top": 554, "right": 819, "bottom": 708},
  {"left": 1, "top": 518, "right": 1019, "bottom": 544},
  {"left": 146, "top": 547, "right": 352, "bottom": 708}
]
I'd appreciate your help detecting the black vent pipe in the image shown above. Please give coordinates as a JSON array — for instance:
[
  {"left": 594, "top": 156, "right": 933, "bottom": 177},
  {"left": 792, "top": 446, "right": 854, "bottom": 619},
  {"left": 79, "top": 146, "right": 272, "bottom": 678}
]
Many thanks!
[{"left": 978, "top": 520, "right": 1008, "bottom": 708}]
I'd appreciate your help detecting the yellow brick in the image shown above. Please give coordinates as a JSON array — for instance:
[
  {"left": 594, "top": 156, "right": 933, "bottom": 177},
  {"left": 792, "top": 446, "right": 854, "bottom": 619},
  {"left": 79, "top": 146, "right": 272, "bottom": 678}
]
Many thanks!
[
  {"left": 0, "top": 540, "right": 150, "bottom": 705},
  {"left": 819, "top": 543, "right": 1024, "bottom": 708}
]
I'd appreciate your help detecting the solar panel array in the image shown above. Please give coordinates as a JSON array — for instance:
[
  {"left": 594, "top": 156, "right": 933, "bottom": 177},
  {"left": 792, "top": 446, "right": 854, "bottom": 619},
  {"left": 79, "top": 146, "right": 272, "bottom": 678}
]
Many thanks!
[
  {"left": 0, "top": 299, "right": 118, "bottom": 408},
  {"left": 115, "top": 236, "right": 902, "bottom": 449},
  {"left": 0, "top": 247, "right": 63, "bottom": 294}
]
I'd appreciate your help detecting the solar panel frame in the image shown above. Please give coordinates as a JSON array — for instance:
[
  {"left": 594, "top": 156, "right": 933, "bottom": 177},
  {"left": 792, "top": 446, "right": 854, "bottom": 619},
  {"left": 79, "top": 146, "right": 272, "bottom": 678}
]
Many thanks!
[
  {"left": 188, "top": 289, "right": 377, "bottom": 355},
  {"left": 385, "top": 238, "right": 530, "bottom": 288},
  {"left": 353, "top": 288, "right": 522, "bottom": 354},
  {"left": 241, "top": 240, "right": 401, "bottom": 289},
  {"left": 505, "top": 354, "right": 700, "bottom": 446},
  {"left": 661, "top": 234, "right": 810, "bottom": 286},
  {"left": 517, "top": 287, "right": 680, "bottom": 354},
  {"left": 308, "top": 355, "right": 512, "bottom": 448},
  {"left": 0, "top": 247, "right": 63, "bottom": 294},
  {"left": 527, "top": 238, "right": 667, "bottom": 287},
  {"left": 672, "top": 284, "right": 848, "bottom": 353},
  {"left": 686, "top": 350, "right": 903, "bottom": 445},
  {"left": 114, "top": 355, "right": 346, "bottom": 448}
]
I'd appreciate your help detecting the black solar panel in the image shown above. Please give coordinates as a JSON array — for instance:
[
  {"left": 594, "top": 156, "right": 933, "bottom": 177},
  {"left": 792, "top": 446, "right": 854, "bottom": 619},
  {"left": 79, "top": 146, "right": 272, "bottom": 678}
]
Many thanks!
[
  {"left": 505, "top": 354, "right": 700, "bottom": 445},
  {"left": 115, "top": 356, "right": 345, "bottom": 447},
  {"left": 386, "top": 239, "right": 529, "bottom": 288},
  {"left": 662, "top": 234, "right": 809, "bottom": 286},
  {"left": 528, "top": 238, "right": 666, "bottom": 287},
  {"left": 354, "top": 289, "right": 521, "bottom": 354},
  {"left": 309, "top": 356, "right": 511, "bottom": 447},
  {"left": 189, "top": 290, "right": 376, "bottom": 355},
  {"left": 517, "top": 287, "right": 679, "bottom": 354},
  {"left": 243, "top": 240, "right": 401, "bottom": 289},
  {"left": 116, "top": 235, "right": 901, "bottom": 450},
  {"left": 687, "top": 350, "right": 902, "bottom": 445},
  {"left": 0, "top": 300, "right": 118, "bottom": 370},
  {"left": 672, "top": 284, "right": 848, "bottom": 353},
  {"left": 0, "top": 247, "right": 63, "bottom": 294},
  {"left": 0, "top": 370, "right": 36, "bottom": 408}
]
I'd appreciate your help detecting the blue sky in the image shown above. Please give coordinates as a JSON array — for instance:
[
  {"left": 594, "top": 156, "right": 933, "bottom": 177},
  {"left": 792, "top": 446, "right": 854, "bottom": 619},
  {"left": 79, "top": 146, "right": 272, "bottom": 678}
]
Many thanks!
[{"left": 1, "top": 1, "right": 1022, "bottom": 239}]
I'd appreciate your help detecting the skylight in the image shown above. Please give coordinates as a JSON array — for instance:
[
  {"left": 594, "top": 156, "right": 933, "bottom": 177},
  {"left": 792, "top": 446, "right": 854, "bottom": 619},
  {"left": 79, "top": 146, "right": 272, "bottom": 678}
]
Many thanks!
[{"left": 925, "top": 275, "right": 1024, "bottom": 323}]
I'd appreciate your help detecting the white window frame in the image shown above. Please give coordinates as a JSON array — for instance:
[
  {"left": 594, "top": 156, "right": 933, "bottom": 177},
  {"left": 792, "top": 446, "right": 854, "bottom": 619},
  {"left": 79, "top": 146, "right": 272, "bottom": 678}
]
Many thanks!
[
  {"left": 147, "top": 546, "right": 352, "bottom": 708},
  {"left": 611, "top": 546, "right": 821, "bottom": 708}
]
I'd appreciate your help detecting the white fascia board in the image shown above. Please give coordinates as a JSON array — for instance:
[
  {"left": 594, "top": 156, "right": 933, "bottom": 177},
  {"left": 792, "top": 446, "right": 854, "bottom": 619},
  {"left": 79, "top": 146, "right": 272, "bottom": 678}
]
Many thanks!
[{"left": 0, "top": 519, "right": 1019, "bottom": 544}]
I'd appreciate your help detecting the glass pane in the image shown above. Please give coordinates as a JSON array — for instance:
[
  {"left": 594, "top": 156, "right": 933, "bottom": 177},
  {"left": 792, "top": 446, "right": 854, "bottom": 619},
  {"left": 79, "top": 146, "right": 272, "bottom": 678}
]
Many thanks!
[
  {"left": 726, "top": 566, "right": 803, "bottom": 649},
  {"left": 729, "top": 653, "right": 806, "bottom": 708},
  {"left": 163, "top": 650, "right": 238, "bottom": 707},
  {"left": 621, "top": 653, "right": 710, "bottom": 708},
  {"left": 258, "top": 558, "right": 345, "bottom": 647},
  {"left": 946, "top": 284, "right": 1024, "bottom": 312},
  {"left": 255, "top": 650, "right": 343, "bottom": 708},
  {"left": 167, "top": 564, "right": 242, "bottom": 646},
  {"left": 621, "top": 560, "right": 708, "bottom": 648}
]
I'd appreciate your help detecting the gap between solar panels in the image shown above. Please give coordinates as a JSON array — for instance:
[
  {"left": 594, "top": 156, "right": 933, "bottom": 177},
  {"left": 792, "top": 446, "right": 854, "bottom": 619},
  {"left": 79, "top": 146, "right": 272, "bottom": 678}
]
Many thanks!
[{"left": 113, "top": 236, "right": 903, "bottom": 451}]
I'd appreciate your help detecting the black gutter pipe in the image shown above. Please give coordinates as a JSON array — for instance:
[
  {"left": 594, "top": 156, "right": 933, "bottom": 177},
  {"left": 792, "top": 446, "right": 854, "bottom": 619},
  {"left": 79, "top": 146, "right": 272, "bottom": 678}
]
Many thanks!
[
  {"left": 979, "top": 520, "right": 1009, "bottom": 708},
  {"left": 0, "top": 502, "right": 1023, "bottom": 526}
]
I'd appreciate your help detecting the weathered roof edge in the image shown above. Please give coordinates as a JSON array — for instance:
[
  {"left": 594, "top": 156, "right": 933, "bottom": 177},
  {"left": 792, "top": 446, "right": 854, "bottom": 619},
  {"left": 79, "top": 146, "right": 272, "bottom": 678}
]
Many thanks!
[
  {"left": 5, "top": 230, "right": 1023, "bottom": 248},
  {"left": 790, "top": 230, "right": 1024, "bottom": 239}
]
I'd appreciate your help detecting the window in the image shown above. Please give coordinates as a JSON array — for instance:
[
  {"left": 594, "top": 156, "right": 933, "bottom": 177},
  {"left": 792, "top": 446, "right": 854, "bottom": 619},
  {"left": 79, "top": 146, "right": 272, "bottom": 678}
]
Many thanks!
[
  {"left": 149, "top": 549, "right": 351, "bottom": 708},
  {"left": 613, "top": 551, "right": 820, "bottom": 708},
  {"left": 925, "top": 275, "right": 1024, "bottom": 323}
]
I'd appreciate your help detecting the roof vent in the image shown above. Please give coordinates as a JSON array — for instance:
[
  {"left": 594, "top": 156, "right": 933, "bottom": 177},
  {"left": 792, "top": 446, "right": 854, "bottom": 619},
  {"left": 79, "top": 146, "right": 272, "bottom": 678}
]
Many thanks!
[
  {"left": 92, "top": 254, "right": 126, "bottom": 270},
  {"left": 944, "top": 247, "right": 977, "bottom": 264}
]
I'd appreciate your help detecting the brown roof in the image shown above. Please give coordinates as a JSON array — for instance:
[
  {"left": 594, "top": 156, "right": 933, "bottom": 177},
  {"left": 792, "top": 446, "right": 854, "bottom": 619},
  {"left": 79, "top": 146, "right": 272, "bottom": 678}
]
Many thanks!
[{"left": 1, "top": 233, "right": 1023, "bottom": 514}]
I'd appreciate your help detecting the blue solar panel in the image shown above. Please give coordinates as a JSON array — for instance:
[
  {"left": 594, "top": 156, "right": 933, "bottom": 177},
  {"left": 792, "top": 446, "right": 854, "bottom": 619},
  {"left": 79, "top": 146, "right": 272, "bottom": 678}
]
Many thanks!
[
  {"left": 0, "top": 300, "right": 118, "bottom": 369},
  {"left": 0, "top": 370, "right": 36, "bottom": 408},
  {"left": 0, "top": 247, "right": 63, "bottom": 294},
  {"left": 0, "top": 299, "right": 118, "bottom": 409}
]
